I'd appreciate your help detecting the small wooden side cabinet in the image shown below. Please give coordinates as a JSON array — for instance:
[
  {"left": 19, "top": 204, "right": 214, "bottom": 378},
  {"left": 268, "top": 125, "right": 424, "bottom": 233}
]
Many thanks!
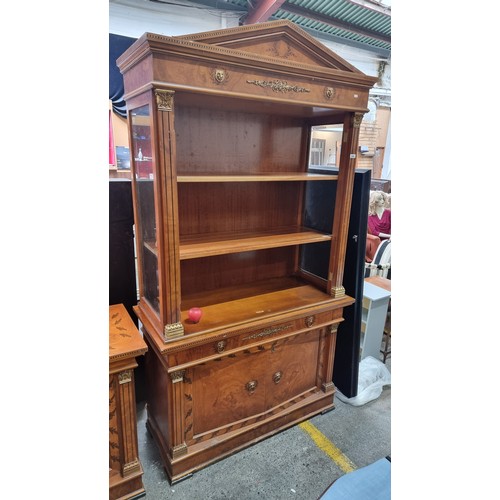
[{"left": 109, "top": 304, "right": 148, "bottom": 500}]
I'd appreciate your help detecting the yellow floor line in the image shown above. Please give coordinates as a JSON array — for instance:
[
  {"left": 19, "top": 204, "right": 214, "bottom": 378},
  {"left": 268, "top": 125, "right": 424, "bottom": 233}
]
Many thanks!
[{"left": 299, "top": 421, "right": 356, "bottom": 473}]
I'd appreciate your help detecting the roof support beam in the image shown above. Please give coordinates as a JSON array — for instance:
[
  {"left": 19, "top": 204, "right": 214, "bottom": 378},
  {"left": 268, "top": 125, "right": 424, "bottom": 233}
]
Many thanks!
[
  {"left": 243, "top": 0, "right": 287, "bottom": 25},
  {"left": 282, "top": 3, "right": 391, "bottom": 44}
]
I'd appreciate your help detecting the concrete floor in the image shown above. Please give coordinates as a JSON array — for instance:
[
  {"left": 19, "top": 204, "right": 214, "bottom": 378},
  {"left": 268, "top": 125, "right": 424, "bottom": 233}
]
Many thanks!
[{"left": 134, "top": 357, "right": 391, "bottom": 500}]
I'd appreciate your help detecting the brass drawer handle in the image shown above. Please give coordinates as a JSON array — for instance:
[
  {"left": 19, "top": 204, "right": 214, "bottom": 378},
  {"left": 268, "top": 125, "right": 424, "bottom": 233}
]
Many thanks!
[
  {"left": 273, "top": 371, "right": 282, "bottom": 384},
  {"left": 305, "top": 316, "right": 316, "bottom": 327},
  {"left": 215, "top": 340, "right": 227, "bottom": 353},
  {"left": 245, "top": 380, "right": 258, "bottom": 393}
]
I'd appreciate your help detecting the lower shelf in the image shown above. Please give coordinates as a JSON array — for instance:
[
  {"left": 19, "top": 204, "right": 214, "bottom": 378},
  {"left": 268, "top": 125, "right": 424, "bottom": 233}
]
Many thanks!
[{"left": 180, "top": 276, "right": 348, "bottom": 336}]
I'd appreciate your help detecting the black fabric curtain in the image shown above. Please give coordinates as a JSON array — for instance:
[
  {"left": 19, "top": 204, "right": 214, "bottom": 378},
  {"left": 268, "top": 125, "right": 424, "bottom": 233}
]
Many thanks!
[{"left": 109, "top": 34, "right": 137, "bottom": 117}]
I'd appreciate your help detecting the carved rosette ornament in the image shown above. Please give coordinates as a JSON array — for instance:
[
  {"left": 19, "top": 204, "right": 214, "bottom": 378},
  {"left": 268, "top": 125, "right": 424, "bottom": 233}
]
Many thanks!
[
  {"left": 246, "top": 79, "right": 310, "bottom": 93},
  {"left": 155, "top": 89, "right": 175, "bottom": 111},
  {"left": 324, "top": 87, "right": 336, "bottom": 100},
  {"left": 211, "top": 68, "right": 228, "bottom": 84}
]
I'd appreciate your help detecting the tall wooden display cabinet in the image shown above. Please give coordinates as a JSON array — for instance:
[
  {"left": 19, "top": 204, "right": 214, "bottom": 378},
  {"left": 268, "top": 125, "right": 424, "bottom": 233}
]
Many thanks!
[{"left": 117, "top": 20, "right": 377, "bottom": 484}]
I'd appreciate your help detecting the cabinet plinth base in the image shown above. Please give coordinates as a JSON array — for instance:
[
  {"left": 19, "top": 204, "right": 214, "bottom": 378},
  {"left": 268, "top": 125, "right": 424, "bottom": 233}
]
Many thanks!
[
  {"left": 109, "top": 467, "right": 146, "bottom": 500},
  {"left": 146, "top": 388, "right": 335, "bottom": 484}
]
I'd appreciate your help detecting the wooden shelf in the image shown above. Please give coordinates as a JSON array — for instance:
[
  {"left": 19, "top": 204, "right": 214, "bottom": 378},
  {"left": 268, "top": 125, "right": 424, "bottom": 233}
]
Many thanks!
[
  {"left": 179, "top": 227, "right": 331, "bottom": 260},
  {"left": 177, "top": 172, "right": 338, "bottom": 182},
  {"left": 180, "top": 276, "right": 344, "bottom": 335}
]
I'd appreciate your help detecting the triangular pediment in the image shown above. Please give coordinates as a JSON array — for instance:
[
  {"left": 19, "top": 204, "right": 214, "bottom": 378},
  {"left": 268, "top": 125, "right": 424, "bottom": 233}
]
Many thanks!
[{"left": 175, "top": 20, "right": 362, "bottom": 74}]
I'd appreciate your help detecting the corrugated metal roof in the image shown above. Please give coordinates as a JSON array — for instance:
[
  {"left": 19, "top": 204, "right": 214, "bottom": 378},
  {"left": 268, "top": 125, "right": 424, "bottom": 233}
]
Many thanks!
[{"left": 190, "top": 0, "right": 391, "bottom": 56}]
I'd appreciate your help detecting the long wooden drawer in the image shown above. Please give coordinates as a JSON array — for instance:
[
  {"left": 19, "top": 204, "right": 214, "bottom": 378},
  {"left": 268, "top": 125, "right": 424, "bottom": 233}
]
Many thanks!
[{"left": 166, "top": 310, "right": 337, "bottom": 369}]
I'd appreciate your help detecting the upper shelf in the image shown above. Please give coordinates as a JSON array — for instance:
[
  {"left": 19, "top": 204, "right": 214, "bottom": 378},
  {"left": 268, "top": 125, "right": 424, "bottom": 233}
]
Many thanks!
[
  {"left": 179, "top": 226, "right": 331, "bottom": 260},
  {"left": 177, "top": 172, "right": 338, "bottom": 182}
]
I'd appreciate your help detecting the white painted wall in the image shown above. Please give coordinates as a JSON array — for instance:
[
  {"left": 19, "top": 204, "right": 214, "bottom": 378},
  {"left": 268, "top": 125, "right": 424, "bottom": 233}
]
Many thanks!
[{"left": 109, "top": 0, "right": 240, "bottom": 38}]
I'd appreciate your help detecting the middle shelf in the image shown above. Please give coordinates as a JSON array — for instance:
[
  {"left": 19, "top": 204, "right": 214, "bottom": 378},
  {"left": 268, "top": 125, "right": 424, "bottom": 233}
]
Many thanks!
[
  {"left": 180, "top": 227, "right": 331, "bottom": 259},
  {"left": 176, "top": 172, "right": 339, "bottom": 182},
  {"left": 144, "top": 227, "right": 331, "bottom": 260}
]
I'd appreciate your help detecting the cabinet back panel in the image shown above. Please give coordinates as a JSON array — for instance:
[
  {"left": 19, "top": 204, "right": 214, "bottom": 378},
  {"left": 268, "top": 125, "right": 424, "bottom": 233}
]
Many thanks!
[
  {"left": 178, "top": 183, "right": 301, "bottom": 235},
  {"left": 180, "top": 248, "right": 296, "bottom": 296},
  {"left": 174, "top": 106, "right": 306, "bottom": 173}
]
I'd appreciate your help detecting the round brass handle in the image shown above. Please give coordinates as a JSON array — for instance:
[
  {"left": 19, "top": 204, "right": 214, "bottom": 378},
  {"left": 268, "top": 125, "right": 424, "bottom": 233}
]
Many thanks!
[
  {"left": 305, "top": 315, "right": 316, "bottom": 327},
  {"left": 215, "top": 340, "right": 227, "bottom": 353},
  {"left": 245, "top": 380, "right": 258, "bottom": 393},
  {"left": 273, "top": 371, "right": 282, "bottom": 384}
]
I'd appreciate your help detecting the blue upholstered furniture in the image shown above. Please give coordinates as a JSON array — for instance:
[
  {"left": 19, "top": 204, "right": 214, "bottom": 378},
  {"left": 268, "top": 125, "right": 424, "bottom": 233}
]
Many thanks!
[{"left": 318, "top": 457, "right": 391, "bottom": 499}]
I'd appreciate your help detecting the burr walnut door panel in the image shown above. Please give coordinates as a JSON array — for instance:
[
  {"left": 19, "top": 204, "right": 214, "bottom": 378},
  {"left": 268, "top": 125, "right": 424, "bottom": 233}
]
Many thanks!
[
  {"left": 264, "top": 329, "right": 320, "bottom": 409},
  {"left": 190, "top": 329, "right": 321, "bottom": 437}
]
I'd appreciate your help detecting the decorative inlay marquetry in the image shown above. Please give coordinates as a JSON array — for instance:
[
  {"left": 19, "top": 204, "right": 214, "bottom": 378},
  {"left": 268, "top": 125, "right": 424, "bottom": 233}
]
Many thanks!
[
  {"left": 192, "top": 388, "right": 317, "bottom": 444},
  {"left": 155, "top": 89, "right": 175, "bottom": 111},
  {"left": 246, "top": 79, "right": 310, "bottom": 93},
  {"left": 109, "top": 312, "right": 131, "bottom": 340},
  {"left": 109, "top": 375, "right": 120, "bottom": 468}
]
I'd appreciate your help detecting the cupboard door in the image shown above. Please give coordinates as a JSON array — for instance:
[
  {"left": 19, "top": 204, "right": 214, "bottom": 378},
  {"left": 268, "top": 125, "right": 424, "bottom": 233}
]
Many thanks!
[
  {"left": 265, "top": 330, "right": 320, "bottom": 410},
  {"left": 191, "top": 350, "right": 267, "bottom": 436},
  {"left": 190, "top": 329, "right": 321, "bottom": 437}
]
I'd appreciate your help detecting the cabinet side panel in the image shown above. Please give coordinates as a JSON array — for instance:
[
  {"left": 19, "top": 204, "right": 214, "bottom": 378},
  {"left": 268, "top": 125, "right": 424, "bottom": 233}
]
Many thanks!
[{"left": 144, "top": 338, "right": 171, "bottom": 446}]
